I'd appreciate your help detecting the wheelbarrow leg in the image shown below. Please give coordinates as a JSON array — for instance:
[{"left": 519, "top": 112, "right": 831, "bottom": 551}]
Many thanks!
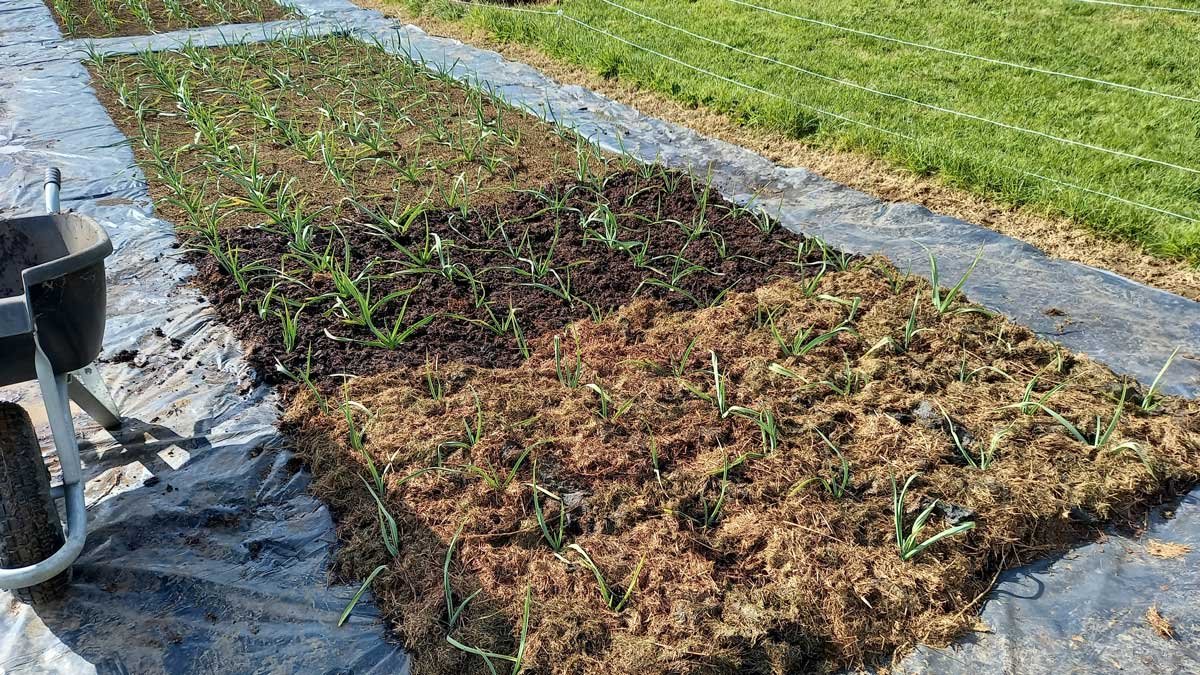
[
  {"left": 67, "top": 363, "right": 121, "bottom": 431},
  {"left": 33, "top": 342, "right": 82, "bottom": 490},
  {"left": 0, "top": 335, "right": 93, "bottom": 590}
]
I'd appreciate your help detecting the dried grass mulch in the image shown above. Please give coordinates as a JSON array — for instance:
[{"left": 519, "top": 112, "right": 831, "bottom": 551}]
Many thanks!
[{"left": 287, "top": 265, "right": 1200, "bottom": 674}]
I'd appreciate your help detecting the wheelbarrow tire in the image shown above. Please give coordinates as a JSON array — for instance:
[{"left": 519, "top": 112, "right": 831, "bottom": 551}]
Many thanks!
[{"left": 0, "top": 403, "right": 70, "bottom": 604}]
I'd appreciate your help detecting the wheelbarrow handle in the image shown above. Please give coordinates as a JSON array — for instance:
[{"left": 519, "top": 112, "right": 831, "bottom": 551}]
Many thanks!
[{"left": 44, "top": 167, "right": 61, "bottom": 215}]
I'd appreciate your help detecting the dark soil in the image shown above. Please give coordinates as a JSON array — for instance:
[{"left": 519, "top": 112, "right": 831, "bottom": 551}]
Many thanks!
[
  {"left": 194, "top": 169, "right": 827, "bottom": 382},
  {"left": 45, "top": 0, "right": 294, "bottom": 39},
  {"left": 91, "top": 38, "right": 818, "bottom": 384},
  {"left": 0, "top": 227, "right": 38, "bottom": 298}
]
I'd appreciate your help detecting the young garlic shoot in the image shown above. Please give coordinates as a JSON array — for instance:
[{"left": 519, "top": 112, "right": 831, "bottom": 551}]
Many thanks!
[
  {"left": 553, "top": 334, "right": 584, "bottom": 389},
  {"left": 446, "top": 588, "right": 532, "bottom": 675},
  {"left": 893, "top": 473, "right": 975, "bottom": 561},
  {"left": 790, "top": 429, "right": 851, "bottom": 498},
  {"left": 1140, "top": 347, "right": 1180, "bottom": 412},
  {"left": 937, "top": 404, "right": 992, "bottom": 470},
  {"left": 531, "top": 461, "right": 567, "bottom": 552},
  {"left": 1008, "top": 384, "right": 1131, "bottom": 450},
  {"left": 562, "top": 544, "right": 645, "bottom": 614},
  {"left": 924, "top": 246, "right": 988, "bottom": 317}
]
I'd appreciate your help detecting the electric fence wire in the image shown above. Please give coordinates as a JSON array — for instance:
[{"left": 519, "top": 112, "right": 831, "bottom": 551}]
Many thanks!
[
  {"left": 724, "top": 0, "right": 1200, "bottom": 104},
  {"left": 1071, "top": 0, "right": 1200, "bottom": 15},
  {"left": 599, "top": 0, "right": 1200, "bottom": 176}
]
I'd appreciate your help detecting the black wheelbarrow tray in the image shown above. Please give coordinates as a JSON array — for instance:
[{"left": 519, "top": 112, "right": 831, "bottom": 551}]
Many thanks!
[{"left": 0, "top": 173, "right": 121, "bottom": 603}]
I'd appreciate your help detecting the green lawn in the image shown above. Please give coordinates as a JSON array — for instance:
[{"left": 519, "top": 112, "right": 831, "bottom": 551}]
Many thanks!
[{"left": 410, "top": 0, "right": 1200, "bottom": 262}]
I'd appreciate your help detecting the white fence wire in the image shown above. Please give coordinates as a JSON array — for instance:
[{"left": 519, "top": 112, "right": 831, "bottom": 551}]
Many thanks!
[
  {"left": 598, "top": 0, "right": 1199, "bottom": 176},
  {"left": 444, "top": 0, "right": 1198, "bottom": 225},
  {"left": 725, "top": 0, "right": 1200, "bottom": 104},
  {"left": 1071, "top": 0, "right": 1200, "bottom": 15}
]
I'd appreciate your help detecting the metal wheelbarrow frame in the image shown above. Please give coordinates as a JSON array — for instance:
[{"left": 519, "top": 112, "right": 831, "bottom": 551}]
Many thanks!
[{"left": 0, "top": 169, "right": 120, "bottom": 598}]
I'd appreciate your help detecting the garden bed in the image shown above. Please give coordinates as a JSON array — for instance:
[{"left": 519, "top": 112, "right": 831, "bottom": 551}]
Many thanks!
[
  {"left": 88, "top": 35, "right": 1200, "bottom": 674},
  {"left": 45, "top": 0, "right": 294, "bottom": 38},
  {"left": 90, "top": 36, "right": 823, "bottom": 381}
]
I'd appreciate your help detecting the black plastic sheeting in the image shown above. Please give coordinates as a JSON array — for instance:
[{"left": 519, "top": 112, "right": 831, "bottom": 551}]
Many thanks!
[
  {"left": 0, "top": 0, "right": 1197, "bottom": 671},
  {"left": 900, "top": 492, "right": 1200, "bottom": 672}
]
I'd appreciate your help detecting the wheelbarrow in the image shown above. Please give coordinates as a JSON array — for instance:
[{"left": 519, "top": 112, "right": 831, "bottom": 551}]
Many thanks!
[{"left": 0, "top": 168, "right": 121, "bottom": 603}]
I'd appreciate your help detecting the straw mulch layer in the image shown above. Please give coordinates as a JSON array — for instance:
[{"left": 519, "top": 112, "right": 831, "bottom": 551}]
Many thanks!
[{"left": 287, "top": 268, "right": 1200, "bottom": 674}]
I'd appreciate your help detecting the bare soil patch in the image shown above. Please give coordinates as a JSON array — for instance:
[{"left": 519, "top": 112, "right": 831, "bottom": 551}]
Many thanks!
[{"left": 195, "top": 170, "right": 825, "bottom": 381}]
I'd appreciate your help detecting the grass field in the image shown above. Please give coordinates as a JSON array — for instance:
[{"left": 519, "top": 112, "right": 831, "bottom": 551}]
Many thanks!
[{"left": 411, "top": 0, "right": 1200, "bottom": 263}]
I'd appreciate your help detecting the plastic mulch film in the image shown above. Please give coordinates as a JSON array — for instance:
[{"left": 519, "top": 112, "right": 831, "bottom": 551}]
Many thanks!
[{"left": 0, "top": 0, "right": 1196, "bottom": 670}]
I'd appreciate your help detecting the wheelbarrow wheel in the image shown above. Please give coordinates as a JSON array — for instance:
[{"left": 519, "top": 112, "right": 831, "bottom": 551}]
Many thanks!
[{"left": 0, "top": 403, "right": 70, "bottom": 604}]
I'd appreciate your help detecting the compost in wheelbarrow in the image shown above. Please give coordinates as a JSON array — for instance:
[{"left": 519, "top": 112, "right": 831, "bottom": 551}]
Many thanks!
[{"left": 0, "top": 229, "right": 40, "bottom": 296}]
